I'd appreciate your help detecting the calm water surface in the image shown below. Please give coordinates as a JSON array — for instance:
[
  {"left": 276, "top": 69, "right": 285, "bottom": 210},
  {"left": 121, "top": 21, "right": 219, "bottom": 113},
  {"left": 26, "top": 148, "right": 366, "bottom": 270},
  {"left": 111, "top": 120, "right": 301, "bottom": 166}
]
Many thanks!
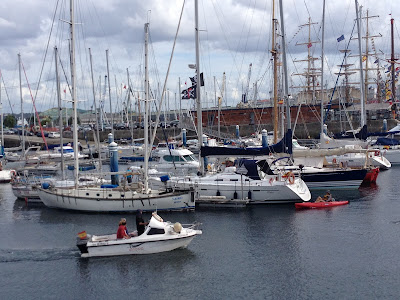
[{"left": 0, "top": 167, "right": 399, "bottom": 299}]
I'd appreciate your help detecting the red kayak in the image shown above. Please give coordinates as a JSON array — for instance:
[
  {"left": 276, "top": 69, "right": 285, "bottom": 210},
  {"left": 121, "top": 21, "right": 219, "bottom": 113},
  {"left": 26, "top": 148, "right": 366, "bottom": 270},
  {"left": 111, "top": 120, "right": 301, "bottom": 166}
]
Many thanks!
[{"left": 295, "top": 201, "right": 349, "bottom": 209}]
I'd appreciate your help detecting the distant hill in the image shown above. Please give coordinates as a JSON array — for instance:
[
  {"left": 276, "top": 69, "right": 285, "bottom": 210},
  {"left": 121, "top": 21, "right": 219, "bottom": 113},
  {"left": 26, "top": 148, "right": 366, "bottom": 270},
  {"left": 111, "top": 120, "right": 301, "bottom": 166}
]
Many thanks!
[{"left": 39, "top": 108, "right": 91, "bottom": 119}]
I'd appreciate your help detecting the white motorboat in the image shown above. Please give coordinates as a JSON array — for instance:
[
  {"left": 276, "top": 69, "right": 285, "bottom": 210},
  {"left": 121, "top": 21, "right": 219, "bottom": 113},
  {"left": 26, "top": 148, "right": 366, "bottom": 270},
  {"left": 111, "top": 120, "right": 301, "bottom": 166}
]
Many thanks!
[
  {"left": 76, "top": 212, "right": 202, "bottom": 257},
  {"left": 150, "top": 147, "right": 200, "bottom": 175}
]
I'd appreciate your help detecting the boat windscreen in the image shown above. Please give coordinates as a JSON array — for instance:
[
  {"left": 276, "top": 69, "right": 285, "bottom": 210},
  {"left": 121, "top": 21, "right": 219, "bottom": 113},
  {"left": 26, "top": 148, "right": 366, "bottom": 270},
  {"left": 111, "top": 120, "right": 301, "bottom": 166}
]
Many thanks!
[{"left": 183, "top": 155, "right": 195, "bottom": 161}]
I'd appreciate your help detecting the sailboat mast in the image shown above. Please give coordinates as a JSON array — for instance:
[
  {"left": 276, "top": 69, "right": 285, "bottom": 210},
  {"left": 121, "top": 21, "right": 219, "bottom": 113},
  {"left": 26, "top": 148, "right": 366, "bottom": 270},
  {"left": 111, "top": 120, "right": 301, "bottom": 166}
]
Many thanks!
[
  {"left": 18, "top": 53, "right": 25, "bottom": 158},
  {"left": 106, "top": 49, "right": 114, "bottom": 135},
  {"left": 391, "top": 18, "right": 396, "bottom": 103},
  {"left": 272, "top": 0, "right": 278, "bottom": 144},
  {"left": 195, "top": 0, "right": 203, "bottom": 173},
  {"left": 89, "top": 48, "right": 102, "bottom": 173},
  {"left": 0, "top": 72, "right": 3, "bottom": 151},
  {"left": 54, "top": 47, "right": 65, "bottom": 180},
  {"left": 355, "top": 0, "right": 366, "bottom": 126},
  {"left": 278, "top": 0, "right": 291, "bottom": 132},
  {"left": 70, "top": 0, "right": 79, "bottom": 187},
  {"left": 321, "top": 0, "right": 326, "bottom": 134},
  {"left": 144, "top": 23, "right": 150, "bottom": 192}
]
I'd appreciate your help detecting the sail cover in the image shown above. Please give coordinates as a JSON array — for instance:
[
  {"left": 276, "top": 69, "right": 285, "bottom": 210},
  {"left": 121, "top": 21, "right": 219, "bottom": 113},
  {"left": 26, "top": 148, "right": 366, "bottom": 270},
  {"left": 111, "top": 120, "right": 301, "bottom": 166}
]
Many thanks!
[{"left": 200, "top": 129, "right": 292, "bottom": 157}]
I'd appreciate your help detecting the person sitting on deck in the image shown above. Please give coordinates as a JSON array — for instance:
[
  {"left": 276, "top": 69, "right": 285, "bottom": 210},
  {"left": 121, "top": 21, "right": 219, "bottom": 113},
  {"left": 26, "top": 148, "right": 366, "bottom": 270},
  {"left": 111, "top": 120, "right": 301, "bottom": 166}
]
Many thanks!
[
  {"left": 117, "top": 218, "right": 130, "bottom": 239},
  {"left": 136, "top": 210, "right": 149, "bottom": 236},
  {"left": 315, "top": 190, "right": 333, "bottom": 203}
]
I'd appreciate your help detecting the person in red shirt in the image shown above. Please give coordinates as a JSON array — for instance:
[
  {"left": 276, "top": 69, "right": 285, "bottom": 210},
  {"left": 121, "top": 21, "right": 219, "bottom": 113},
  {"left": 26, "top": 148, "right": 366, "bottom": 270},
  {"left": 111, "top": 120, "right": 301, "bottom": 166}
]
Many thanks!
[{"left": 117, "top": 218, "right": 130, "bottom": 239}]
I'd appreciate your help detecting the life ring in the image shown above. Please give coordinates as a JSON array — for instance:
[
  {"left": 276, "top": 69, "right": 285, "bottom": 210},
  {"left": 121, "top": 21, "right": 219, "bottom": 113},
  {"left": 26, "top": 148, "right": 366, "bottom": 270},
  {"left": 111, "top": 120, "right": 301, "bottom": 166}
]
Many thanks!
[
  {"left": 10, "top": 170, "right": 16, "bottom": 177},
  {"left": 269, "top": 177, "right": 274, "bottom": 185},
  {"left": 286, "top": 172, "right": 295, "bottom": 184},
  {"left": 374, "top": 150, "right": 380, "bottom": 156},
  {"left": 332, "top": 158, "right": 337, "bottom": 164}
]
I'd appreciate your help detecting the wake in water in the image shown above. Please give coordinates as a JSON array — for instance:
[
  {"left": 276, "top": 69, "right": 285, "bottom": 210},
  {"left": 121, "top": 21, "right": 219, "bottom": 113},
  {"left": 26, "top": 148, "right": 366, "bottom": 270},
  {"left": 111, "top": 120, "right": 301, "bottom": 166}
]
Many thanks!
[{"left": 0, "top": 247, "right": 79, "bottom": 263}]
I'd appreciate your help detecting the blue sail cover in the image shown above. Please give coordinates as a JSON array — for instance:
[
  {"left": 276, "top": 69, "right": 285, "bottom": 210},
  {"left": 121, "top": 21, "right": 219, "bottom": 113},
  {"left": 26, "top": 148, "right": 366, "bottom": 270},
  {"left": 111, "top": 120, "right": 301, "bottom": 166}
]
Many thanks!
[
  {"left": 200, "top": 129, "right": 293, "bottom": 157},
  {"left": 374, "top": 138, "right": 400, "bottom": 146}
]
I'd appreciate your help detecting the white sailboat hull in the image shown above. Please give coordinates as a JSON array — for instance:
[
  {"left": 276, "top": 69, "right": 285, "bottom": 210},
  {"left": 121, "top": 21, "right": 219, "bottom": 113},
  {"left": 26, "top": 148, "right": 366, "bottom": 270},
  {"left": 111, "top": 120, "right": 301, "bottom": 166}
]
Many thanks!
[
  {"left": 156, "top": 174, "right": 311, "bottom": 204},
  {"left": 37, "top": 186, "right": 195, "bottom": 212}
]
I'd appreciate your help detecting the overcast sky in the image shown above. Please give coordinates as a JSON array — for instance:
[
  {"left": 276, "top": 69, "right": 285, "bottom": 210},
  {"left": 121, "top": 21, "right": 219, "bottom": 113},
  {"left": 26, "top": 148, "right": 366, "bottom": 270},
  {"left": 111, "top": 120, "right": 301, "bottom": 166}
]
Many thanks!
[{"left": 0, "top": 0, "right": 399, "bottom": 115}]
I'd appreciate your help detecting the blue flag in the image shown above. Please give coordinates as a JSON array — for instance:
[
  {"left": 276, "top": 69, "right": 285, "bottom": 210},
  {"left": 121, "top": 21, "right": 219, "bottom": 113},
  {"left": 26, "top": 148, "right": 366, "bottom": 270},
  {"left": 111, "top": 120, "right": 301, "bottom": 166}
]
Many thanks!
[{"left": 337, "top": 34, "right": 345, "bottom": 42}]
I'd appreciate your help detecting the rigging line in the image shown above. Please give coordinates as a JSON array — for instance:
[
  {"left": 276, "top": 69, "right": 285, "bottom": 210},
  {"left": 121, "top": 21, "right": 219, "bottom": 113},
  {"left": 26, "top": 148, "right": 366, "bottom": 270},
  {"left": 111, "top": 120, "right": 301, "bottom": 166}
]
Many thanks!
[
  {"left": 324, "top": 19, "right": 357, "bottom": 125},
  {"left": 59, "top": 56, "right": 72, "bottom": 95},
  {"left": 1, "top": 75, "right": 17, "bottom": 116},
  {"left": 21, "top": 61, "right": 48, "bottom": 151},
  {"left": 210, "top": 0, "right": 245, "bottom": 89},
  {"left": 32, "top": 0, "right": 60, "bottom": 105},
  {"left": 149, "top": 0, "right": 186, "bottom": 149}
]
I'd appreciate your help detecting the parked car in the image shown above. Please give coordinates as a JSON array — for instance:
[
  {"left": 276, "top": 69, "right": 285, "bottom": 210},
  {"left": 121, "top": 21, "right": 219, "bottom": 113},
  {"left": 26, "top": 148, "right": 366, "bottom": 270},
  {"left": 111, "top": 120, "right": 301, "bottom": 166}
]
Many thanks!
[
  {"left": 114, "top": 123, "right": 127, "bottom": 130},
  {"left": 18, "top": 129, "right": 34, "bottom": 136},
  {"left": 159, "top": 121, "right": 170, "bottom": 128},
  {"left": 36, "top": 131, "right": 49, "bottom": 137},
  {"left": 5, "top": 128, "right": 18, "bottom": 134},
  {"left": 169, "top": 120, "right": 179, "bottom": 127},
  {"left": 48, "top": 132, "right": 61, "bottom": 138}
]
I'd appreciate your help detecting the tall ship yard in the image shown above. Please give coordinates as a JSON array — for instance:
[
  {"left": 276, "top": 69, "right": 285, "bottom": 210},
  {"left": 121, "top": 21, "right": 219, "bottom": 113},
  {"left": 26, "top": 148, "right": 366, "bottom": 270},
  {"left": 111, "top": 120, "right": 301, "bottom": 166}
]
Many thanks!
[{"left": 1, "top": 1, "right": 400, "bottom": 299}]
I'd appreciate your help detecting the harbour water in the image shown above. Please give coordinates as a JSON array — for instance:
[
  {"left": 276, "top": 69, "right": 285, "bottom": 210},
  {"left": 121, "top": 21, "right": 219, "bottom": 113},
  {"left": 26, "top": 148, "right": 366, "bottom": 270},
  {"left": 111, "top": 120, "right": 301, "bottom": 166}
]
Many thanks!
[{"left": 1, "top": 167, "right": 400, "bottom": 299}]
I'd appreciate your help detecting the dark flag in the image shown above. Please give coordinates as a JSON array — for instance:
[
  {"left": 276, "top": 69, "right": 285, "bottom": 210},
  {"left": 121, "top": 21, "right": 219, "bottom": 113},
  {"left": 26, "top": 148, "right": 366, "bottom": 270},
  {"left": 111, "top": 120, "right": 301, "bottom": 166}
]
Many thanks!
[
  {"left": 182, "top": 85, "right": 197, "bottom": 99},
  {"left": 337, "top": 34, "right": 345, "bottom": 42},
  {"left": 199, "top": 72, "right": 205, "bottom": 86},
  {"left": 189, "top": 76, "right": 197, "bottom": 85}
]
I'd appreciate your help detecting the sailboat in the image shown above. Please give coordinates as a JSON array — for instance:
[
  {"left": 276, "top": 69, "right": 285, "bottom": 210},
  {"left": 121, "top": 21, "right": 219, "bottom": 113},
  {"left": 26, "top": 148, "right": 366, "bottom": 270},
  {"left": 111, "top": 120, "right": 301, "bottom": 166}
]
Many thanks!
[
  {"left": 317, "top": 2, "right": 391, "bottom": 171},
  {"left": 37, "top": 2, "right": 194, "bottom": 212},
  {"left": 0, "top": 73, "right": 16, "bottom": 183}
]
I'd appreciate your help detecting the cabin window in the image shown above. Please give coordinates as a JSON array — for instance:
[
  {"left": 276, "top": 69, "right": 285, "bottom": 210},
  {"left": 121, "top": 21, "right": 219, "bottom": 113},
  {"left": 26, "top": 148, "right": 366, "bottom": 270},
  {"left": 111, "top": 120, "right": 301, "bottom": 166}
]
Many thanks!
[
  {"left": 183, "top": 155, "right": 195, "bottom": 161},
  {"left": 163, "top": 155, "right": 185, "bottom": 162},
  {"left": 147, "top": 228, "right": 165, "bottom": 235},
  {"left": 108, "top": 194, "right": 112, "bottom": 197},
  {"left": 86, "top": 193, "right": 89, "bottom": 196},
  {"left": 96, "top": 193, "right": 100, "bottom": 197}
]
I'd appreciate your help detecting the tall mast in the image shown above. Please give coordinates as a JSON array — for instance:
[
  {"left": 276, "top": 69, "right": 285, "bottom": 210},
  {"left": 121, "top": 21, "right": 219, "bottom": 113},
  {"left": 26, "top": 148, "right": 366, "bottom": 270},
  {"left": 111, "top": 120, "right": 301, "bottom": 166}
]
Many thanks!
[
  {"left": 272, "top": 0, "right": 278, "bottom": 143},
  {"left": 321, "top": 0, "right": 326, "bottom": 134},
  {"left": 70, "top": 0, "right": 79, "bottom": 187},
  {"left": 106, "top": 49, "right": 114, "bottom": 135},
  {"left": 144, "top": 23, "right": 150, "bottom": 192},
  {"left": 390, "top": 18, "right": 396, "bottom": 103},
  {"left": 55, "top": 47, "right": 65, "bottom": 180},
  {"left": 278, "top": 0, "right": 291, "bottom": 132},
  {"left": 195, "top": 0, "right": 203, "bottom": 173},
  {"left": 0, "top": 71, "right": 3, "bottom": 152},
  {"left": 127, "top": 68, "right": 134, "bottom": 141},
  {"left": 355, "top": 0, "right": 366, "bottom": 126},
  {"left": 89, "top": 48, "right": 102, "bottom": 173},
  {"left": 18, "top": 53, "right": 25, "bottom": 158}
]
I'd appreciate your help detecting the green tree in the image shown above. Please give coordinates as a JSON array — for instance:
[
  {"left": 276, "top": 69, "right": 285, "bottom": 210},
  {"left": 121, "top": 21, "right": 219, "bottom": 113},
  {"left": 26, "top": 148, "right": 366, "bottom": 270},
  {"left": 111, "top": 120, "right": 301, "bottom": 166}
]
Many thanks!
[
  {"left": 3, "top": 115, "right": 16, "bottom": 128},
  {"left": 41, "top": 116, "right": 52, "bottom": 127},
  {"left": 68, "top": 116, "right": 81, "bottom": 125}
]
